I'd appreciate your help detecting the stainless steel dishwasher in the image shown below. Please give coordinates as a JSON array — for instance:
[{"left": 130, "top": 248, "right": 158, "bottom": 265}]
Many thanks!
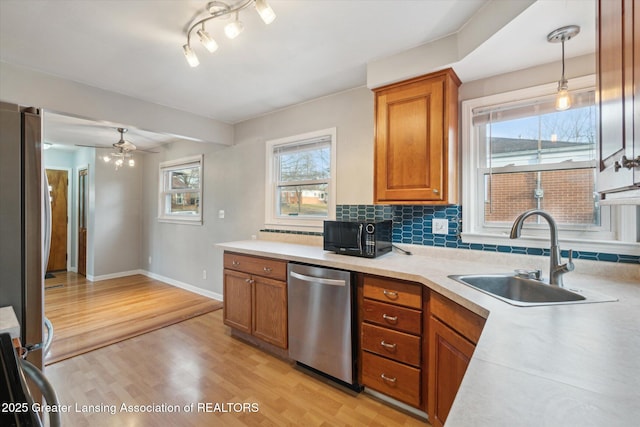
[{"left": 287, "top": 263, "right": 360, "bottom": 389}]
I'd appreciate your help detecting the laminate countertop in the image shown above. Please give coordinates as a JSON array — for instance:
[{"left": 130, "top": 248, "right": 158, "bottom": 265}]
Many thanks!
[{"left": 217, "top": 240, "right": 640, "bottom": 426}]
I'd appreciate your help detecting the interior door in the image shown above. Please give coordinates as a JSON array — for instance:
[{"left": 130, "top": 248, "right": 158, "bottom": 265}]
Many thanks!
[
  {"left": 45, "top": 169, "right": 68, "bottom": 272},
  {"left": 78, "top": 168, "right": 87, "bottom": 276}
]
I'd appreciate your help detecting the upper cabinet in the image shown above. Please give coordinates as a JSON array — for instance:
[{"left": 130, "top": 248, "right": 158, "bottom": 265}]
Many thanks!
[
  {"left": 373, "top": 68, "right": 461, "bottom": 205},
  {"left": 597, "top": 0, "right": 640, "bottom": 201}
]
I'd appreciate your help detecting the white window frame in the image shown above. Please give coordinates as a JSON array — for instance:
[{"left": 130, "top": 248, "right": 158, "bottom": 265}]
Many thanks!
[
  {"left": 158, "top": 154, "right": 203, "bottom": 225},
  {"left": 265, "top": 128, "right": 337, "bottom": 231},
  {"left": 461, "top": 75, "right": 640, "bottom": 256}
]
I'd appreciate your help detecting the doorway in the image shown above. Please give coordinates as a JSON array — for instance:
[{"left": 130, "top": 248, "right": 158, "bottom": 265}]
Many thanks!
[
  {"left": 78, "top": 168, "right": 88, "bottom": 277},
  {"left": 45, "top": 169, "right": 68, "bottom": 273}
]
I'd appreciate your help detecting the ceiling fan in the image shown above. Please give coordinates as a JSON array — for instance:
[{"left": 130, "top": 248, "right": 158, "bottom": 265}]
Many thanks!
[{"left": 77, "top": 127, "right": 157, "bottom": 170}]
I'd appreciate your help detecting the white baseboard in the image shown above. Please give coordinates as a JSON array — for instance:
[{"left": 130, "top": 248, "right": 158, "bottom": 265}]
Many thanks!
[
  {"left": 142, "top": 270, "right": 223, "bottom": 301},
  {"left": 88, "top": 269, "right": 146, "bottom": 283},
  {"left": 86, "top": 269, "right": 223, "bottom": 302}
]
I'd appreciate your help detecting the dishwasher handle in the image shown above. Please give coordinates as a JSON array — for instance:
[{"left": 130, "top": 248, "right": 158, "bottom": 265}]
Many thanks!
[{"left": 290, "top": 271, "right": 347, "bottom": 287}]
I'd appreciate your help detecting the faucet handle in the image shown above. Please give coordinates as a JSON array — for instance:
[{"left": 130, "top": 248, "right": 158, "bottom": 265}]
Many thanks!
[
  {"left": 565, "top": 249, "right": 575, "bottom": 272},
  {"left": 514, "top": 269, "right": 542, "bottom": 280}
]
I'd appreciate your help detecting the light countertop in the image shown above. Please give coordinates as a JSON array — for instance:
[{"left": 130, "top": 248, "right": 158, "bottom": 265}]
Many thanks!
[{"left": 217, "top": 240, "right": 640, "bottom": 426}]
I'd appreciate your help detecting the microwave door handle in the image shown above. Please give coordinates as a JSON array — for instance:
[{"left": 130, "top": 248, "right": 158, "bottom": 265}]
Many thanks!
[{"left": 358, "top": 224, "right": 363, "bottom": 254}]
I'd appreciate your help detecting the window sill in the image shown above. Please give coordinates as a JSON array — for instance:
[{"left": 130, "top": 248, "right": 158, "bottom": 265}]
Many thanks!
[{"left": 461, "top": 232, "right": 640, "bottom": 256}]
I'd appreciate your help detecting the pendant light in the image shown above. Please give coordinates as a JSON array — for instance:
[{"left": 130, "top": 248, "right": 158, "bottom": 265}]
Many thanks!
[{"left": 547, "top": 25, "right": 580, "bottom": 111}]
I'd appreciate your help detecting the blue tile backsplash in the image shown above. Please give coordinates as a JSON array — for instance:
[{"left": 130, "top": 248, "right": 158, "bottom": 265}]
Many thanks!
[
  {"left": 262, "top": 205, "right": 639, "bottom": 264},
  {"left": 335, "top": 204, "right": 640, "bottom": 265}
]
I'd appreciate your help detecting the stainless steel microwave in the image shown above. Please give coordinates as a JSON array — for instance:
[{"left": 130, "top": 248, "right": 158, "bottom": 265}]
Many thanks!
[{"left": 323, "top": 220, "right": 392, "bottom": 258}]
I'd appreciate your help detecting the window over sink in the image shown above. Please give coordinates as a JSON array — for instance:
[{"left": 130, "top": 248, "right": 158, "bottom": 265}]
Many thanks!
[{"left": 461, "top": 76, "right": 639, "bottom": 256}]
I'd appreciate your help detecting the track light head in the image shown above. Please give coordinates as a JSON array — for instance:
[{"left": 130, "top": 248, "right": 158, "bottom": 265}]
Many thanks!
[
  {"left": 197, "top": 28, "right": 218, "bottom": 53},
  {"left": 182, "top": 44, "right": 199, "bottom": 67},
  {"left": 183, "top": 0, "right": 276, "bottom": 66}
]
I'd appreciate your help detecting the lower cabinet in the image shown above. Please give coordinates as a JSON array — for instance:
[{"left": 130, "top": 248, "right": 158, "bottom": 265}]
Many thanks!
[
  {"left": 359, "top": 274, "right": 423, "bottom": 408},
  {"left": 427, "top": 292, "right": 486, "bottom": 427},
  {"left": 223, "top": 252, "right": 288, "bottom": 349}
]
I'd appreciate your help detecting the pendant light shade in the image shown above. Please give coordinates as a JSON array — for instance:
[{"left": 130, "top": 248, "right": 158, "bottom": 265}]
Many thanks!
[{"left": 547, "top": 25, "right": 580, "bottom": 111}]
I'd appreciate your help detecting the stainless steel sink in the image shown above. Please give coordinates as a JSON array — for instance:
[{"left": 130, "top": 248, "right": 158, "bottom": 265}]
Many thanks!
[{"left": 448, "top": 274, "right": 617, "bottom": 307}]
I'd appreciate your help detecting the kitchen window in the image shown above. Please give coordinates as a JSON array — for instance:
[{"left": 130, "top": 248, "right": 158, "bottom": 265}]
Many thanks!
[
  {"left": 265, "top": 128, "right": 336, "bottom": 231},
  {"left": 461, "top": 76, "right": 639, "bottom": 255},
  {"left": 158, "top": 155, "right": 203, "bottom": 225}
]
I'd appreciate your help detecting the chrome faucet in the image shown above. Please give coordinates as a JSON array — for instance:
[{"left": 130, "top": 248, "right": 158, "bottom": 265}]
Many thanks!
[{"left": 510, "top": 209, "right": 574, "bottom": 287}]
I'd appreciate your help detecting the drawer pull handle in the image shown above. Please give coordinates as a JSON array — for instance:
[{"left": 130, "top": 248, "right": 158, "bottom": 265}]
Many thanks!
[
  {"left": 382, "top": 314, "right": 398, "bottom": 323},
  {"left": 382, "top": 289, "right": 398, "bottom": 299},
  {"left": 263, "top": 267, "right": 272, "bottom": 273},
  {"left": 380, "top": 373, "right": 397, "bottom": 383},
  {"left": 232, "top": 260, "right": 240, "bottom": 266},
  {"left": 380, "top": 341, "right": 397, "bottom": 351}
]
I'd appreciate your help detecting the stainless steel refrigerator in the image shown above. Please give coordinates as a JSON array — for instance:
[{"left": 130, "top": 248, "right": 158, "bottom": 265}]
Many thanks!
[{"left": 0, "top": 101, "right": 45, "bottom": 370}]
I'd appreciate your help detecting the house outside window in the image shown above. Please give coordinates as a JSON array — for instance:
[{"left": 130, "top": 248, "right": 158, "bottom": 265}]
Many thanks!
[
  {"left": 265, "top": 128, "right": 336, "bottom": 231},
  {"left": 461, "top": 76, "right": 638, "bottom": 255},
  {"left": 158, "top": 155, "right": 203, "bottom": 225}
]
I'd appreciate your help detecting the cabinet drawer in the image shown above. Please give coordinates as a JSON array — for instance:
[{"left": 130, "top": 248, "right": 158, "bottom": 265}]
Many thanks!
[
  {"left": 362, "top": 323, "right": 420, "bottom": 367},
  {"left": 224, "top": 252, "right": 287, "bottom": 281},
  {"left": 363, "top": 275, "right": 422, "bottom": 309},
  {"left": 430, "top": 292, "right": 485, "bottom": 344},
  {"left": 362, "top": 351, "right": 421, "bottom": 408},
  {"left": 362, "top": 299, "right": 421, "bottom": 335}
]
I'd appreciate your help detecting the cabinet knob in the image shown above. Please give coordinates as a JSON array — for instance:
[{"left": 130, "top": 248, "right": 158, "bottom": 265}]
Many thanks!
[
  {"left": 433, "top": 189, "right": 439, "bottom": 194},
  {"left": 263, "top": 267, "right": 272, "bottom": 273},
  {"left": 615, "top": 155, "right": 640, "bottom": 172}
]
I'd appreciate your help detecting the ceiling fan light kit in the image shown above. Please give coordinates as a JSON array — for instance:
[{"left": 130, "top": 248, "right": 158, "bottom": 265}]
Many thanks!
[
  {"left": 183, "top": 0, "right": 276, "bottom": 67},
  {"left": 103, "top": 128, "right": 136, "bottom": 170}
]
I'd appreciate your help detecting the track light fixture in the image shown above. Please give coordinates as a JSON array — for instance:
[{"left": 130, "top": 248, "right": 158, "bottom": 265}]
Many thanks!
[
  {"left": 183, "top": 0, "right": 276, "bottom": 67},
  {"left": 547, "top": 25, "right": 580, "bottom": 111}
]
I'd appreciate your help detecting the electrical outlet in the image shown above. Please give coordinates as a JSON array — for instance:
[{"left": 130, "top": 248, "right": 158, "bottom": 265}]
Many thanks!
[
  {"left": 148, "top": 256, "right": 152, "bottom": 265},
  {"left": 433, "top": 218, "right": 449, "bottom": 235},
  {"left": 202, "top": 269, "right": 207, "bottom": 280},
  {"left": 218, "top": 210, "right": 225, "bottom": 219}
]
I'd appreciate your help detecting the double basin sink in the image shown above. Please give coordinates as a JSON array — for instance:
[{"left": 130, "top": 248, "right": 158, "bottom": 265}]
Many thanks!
[{"left": 448, "top": 273, "right": 617, "bottom": 307}]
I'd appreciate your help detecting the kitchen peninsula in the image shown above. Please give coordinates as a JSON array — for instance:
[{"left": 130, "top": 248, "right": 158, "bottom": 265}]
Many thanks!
[{"left": 218, "top": 239, "right": 640, "bottom": 426}]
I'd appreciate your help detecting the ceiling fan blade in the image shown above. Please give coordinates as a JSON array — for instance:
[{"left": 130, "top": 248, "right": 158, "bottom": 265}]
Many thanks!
[{"left": 75, "top": 144, "right": 110, "bottom": 149}]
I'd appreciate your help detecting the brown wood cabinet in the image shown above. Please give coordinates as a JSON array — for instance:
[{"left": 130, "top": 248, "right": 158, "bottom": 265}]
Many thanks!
[
  {"left": 427, "top": 292, "right": 486, "bottom": 427},
  {"left": 596, "top": 0, "right": 640, "bottom": 199},
  {"left": 373, "top": 68, "right": 461, "bottom": 205},
  {"left": 223, "top": 252, "right": 288, "bottom": 349},
  {"left": 360, "top": 274, "right": 423, "bottom": 408}
]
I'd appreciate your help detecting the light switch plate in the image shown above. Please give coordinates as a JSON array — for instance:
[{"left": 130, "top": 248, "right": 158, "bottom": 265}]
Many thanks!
[{"left": 433, "top": 218, "right": 449, "bottom": 235}]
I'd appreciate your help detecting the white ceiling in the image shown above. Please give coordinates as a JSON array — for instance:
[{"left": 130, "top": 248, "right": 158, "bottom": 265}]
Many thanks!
[{"left": 0, "top": 0, "right": 595, "bottom": 149}]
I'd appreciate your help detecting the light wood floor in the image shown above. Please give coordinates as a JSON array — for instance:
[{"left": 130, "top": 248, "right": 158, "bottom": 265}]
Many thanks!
[
  {"left": 44, "top": 310, "right": 428, "bottom": 427},
  {"left": 45, "top": 278, "right": 428, "bottom": 427},
  {"left": 44, "top": 272, "right": 223, "bottom": 364}
]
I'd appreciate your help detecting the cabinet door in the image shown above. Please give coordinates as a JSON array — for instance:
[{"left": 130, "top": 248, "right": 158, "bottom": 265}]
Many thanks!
[
  {"left": 223, "top": 269, "right": 252, "bottom": 333},
  {"left": 375, "top": 76, "right": 445, "bottom": 203},
  {"left": 428, "top": 317, "right": 476, "bottom": 427},
  {"left": 252, "top": 276, "right": 288, "bottom": 348},
  {"left": 597, "top": 0, "right": 639, "bottom": 192}
]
